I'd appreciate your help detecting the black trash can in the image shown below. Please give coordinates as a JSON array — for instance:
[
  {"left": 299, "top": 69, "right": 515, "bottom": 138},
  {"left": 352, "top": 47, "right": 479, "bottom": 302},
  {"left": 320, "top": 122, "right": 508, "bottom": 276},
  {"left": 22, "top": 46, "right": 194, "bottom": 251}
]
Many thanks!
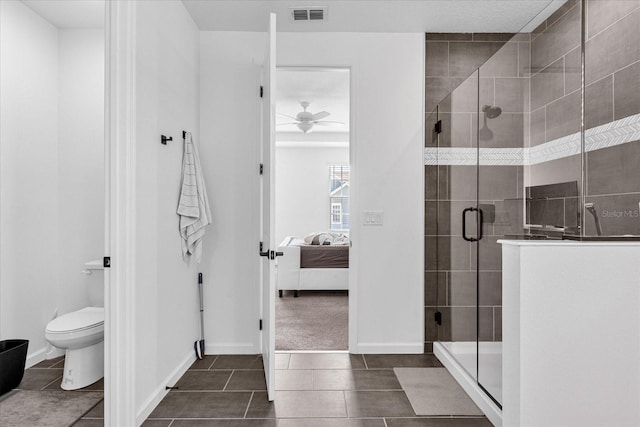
[{"left": 0, "top": 340, "right": 29, "bottom": 396}]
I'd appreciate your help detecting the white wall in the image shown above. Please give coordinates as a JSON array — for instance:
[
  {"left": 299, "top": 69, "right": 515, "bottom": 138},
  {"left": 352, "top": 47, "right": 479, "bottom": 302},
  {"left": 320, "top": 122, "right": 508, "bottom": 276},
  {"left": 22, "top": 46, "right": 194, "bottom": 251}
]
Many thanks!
[
  {"left": 198, "top": 32, "right": 264, "bottom": 354},
  {"left": 0, "top": 0, "right": 60, "bottom": 360},
  {"left": 0, "top": 1, "right": 104, "bottom": 365},
  {"left": 502, "top": 241, "right": 640, "bottom": 427},
  {"left": 57, "top": 29, "right": 105, "bottom": 314},
  {"left": 275, "top": 146, "right": 349, "bottom": 244},
  {"left": 199, "top": 31, "right": 424, "bottom": 354},
  {"left": 279, "top": 33, "right": 425, "bottom": 353},
  {"left": 133, "top": 0, "right": 201, "bottom": 421}
]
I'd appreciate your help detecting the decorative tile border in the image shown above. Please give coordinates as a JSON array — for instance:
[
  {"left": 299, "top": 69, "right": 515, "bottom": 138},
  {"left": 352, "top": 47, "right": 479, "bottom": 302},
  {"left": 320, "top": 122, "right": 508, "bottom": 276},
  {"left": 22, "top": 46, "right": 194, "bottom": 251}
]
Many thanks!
[{"left": 424, "top": 113, "right": 640, "bottom": 166}]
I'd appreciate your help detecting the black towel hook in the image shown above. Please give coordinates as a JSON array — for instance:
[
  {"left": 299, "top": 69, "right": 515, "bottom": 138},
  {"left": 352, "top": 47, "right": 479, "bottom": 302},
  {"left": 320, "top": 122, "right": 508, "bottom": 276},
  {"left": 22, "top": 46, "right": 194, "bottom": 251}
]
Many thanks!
[{"left": 161, "top": 135, "right": 173, "bottom": 145}]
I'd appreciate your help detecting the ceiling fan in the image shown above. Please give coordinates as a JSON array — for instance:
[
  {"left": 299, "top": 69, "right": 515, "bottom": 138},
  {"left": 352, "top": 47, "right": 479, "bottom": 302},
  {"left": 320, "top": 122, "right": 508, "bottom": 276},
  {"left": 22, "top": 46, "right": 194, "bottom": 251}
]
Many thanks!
[{"left": 277, "top": 101, "right": 344, "bottom": 133}]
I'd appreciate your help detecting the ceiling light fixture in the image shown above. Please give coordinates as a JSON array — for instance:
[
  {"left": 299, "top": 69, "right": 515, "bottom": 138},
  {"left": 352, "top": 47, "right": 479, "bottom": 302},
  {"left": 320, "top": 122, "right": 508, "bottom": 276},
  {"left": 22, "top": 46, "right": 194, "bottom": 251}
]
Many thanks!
[{"left": 276, "top": 101, "right": 344, "bottom": 134}]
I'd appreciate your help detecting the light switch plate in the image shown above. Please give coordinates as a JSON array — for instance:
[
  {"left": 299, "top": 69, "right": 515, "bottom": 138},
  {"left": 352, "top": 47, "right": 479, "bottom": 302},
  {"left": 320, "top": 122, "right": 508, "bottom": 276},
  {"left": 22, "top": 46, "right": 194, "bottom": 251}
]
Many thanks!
[{"left": 363, "top": 210, "right": 383, "bottom": 226}]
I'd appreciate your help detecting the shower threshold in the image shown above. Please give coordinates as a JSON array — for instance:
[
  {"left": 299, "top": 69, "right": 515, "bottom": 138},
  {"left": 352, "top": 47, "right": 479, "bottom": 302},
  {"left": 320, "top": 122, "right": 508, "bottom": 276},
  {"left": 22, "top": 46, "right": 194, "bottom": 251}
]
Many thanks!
[{"left": 434, "top": 341, "right": 502, "bottom": 427}]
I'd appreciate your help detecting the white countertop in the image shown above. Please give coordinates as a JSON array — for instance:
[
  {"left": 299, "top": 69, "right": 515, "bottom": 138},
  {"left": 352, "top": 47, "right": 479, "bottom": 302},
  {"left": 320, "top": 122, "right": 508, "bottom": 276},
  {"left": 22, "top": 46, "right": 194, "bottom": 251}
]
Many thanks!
[{"left": 498, "top": 239, "right": 640, "bottom": 247}]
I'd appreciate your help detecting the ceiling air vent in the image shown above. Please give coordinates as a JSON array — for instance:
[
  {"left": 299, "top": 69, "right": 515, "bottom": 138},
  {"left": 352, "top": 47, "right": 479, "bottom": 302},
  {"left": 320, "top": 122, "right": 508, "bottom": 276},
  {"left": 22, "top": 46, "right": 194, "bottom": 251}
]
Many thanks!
[
  {"left": 309, "top": 9, "right": 325, "bottom": 20},
  {"left": 290, "top": 7, "right": 327, "bottom": 22}
]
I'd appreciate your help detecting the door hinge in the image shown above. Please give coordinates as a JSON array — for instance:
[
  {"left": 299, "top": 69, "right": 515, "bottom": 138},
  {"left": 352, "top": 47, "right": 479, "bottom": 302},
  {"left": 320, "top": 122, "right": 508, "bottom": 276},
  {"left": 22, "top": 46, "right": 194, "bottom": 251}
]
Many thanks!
[
  {"left": 259, "top": 319, "right": 263, "bottom": 330},
  {"left": 434, "top": 311, "right": 442, "bottom": 325},
  {"left": 259, "top": 163, "right": 264, "bottom": 175},
  {"left": 103, "top": 256, "right": 111, "bottom": 268},
  {"left": 434, "top": 120, "right": 442, "bottom": 134},
  {"left": 260, "top": 86, "right": 264, "bottom": 98}
]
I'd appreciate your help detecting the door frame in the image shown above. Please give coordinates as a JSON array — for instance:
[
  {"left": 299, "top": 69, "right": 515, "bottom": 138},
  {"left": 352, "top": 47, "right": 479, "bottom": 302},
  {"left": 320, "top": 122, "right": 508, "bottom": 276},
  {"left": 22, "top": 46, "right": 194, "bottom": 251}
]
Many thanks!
[
  {"left": 105, "top": 0, "right": 136, "bottom": 424},
  {"left": 272, "top": 65, "right": 357, "bottom": 353}
]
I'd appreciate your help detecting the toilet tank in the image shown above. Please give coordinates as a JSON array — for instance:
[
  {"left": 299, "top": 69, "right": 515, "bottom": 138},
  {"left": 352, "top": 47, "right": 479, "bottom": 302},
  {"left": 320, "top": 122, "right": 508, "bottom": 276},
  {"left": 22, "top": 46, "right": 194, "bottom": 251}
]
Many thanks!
[{"left": 84, "top": 260, "right": 105, "bottom": 307}]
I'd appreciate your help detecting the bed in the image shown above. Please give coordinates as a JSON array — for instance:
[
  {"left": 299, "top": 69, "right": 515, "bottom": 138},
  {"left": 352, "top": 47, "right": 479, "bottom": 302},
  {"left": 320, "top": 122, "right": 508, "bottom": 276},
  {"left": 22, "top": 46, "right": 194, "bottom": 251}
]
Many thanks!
[{"left": 276, "top": 236, "right": 349, "bottom": 297}]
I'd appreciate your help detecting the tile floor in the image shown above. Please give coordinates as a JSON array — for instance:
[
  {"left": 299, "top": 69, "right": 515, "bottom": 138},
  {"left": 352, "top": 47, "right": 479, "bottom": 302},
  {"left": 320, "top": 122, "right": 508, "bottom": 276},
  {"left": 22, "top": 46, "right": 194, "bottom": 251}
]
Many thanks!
[
  {"left": 9, "top": 353, "right": 491, "bottom": 426},
  {"left": 134, "top": 353, "right": 493, "bottom": 427}
]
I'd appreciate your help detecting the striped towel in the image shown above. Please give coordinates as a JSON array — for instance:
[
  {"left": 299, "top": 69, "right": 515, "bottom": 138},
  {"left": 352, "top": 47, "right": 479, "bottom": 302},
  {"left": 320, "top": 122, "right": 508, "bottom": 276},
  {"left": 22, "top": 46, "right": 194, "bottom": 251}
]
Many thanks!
[{"left": 177, "top": 132, "right": 212, "bottom": 263}]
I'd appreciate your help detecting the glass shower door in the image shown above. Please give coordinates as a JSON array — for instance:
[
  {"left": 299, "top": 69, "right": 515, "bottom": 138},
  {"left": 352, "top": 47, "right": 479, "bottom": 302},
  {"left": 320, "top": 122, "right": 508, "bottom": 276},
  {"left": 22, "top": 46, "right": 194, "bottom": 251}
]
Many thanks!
[
  {"left": 475, "top": 35, "right": 527, "bottom": 407},
  {"left": 435, "top": 70, "right": 480, "bottom": 380}
]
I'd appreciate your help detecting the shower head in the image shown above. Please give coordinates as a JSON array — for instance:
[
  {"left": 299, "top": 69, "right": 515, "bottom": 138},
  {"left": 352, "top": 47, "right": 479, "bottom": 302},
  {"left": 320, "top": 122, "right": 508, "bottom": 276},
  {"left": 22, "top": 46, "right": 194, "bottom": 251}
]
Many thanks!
[
  {"left": 478, "top": 105, "right": 501, "bottom": 140},
  {"left": 482, "top": 105, "right": 502, "bottom": 119}
]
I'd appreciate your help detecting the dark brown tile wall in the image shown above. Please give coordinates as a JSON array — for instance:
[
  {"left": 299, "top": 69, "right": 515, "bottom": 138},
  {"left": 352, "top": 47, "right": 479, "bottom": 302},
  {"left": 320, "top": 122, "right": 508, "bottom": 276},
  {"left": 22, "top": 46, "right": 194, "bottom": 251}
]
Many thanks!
[
  {"left": 528, "top": 0, "right": 581, "bottom": 206},
  {"left": 424, "top": 33, "right": 520, "bottom": 352},
  {"left": 529, "top": 0, "right": 640, "bottom": 236},
  {"left": 584, "top": 1, "right": 640, "bottom": 237},
  {"left": 424, "top": 2, "right": 640, "bottom": 352},
  {"left": 425, "top": 33, "right": 517, "bottom": 113}
]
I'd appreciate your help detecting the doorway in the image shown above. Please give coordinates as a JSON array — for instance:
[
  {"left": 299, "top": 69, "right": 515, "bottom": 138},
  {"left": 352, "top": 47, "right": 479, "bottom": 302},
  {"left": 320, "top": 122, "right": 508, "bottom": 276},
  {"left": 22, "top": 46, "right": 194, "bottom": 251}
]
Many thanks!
[
  {"left": 0, "top": 0, "right": 107, "bottom": 423},
  {"left": 274, "top": 67, "right": 351, "bottom": 351}
]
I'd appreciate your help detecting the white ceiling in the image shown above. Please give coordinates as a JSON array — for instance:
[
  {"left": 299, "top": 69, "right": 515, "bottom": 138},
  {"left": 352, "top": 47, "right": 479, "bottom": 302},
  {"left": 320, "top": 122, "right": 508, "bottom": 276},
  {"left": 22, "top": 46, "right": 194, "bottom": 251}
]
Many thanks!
[
  {"left": 276, "top": 68, "right": 350, "bottom": 139},
  {"left": 182, "top": 0, "right": 565, "bottom": 33},
  {"left": 18, "top": 0, "right": 566, "bottom": 33},
  {"left": 21, "top": 0, "right": 104, "bottom": 28},
  {"left": 19, "top": 0, "right": 565, "bottom": 146}
]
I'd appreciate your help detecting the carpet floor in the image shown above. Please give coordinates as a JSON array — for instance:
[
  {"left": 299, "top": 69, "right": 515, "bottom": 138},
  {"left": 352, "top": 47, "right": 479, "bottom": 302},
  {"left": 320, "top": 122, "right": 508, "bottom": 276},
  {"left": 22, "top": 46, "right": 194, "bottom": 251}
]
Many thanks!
[{"left": 275, "top": 290, "right": 348, "bottom": 351}]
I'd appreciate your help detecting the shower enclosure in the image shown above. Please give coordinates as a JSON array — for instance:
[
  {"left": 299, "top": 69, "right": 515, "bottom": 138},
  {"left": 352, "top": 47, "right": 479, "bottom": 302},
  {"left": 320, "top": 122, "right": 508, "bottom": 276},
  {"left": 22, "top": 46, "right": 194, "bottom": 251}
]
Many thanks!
[{"left": 426, "top": 0, "right": 640, "bottom": 412}]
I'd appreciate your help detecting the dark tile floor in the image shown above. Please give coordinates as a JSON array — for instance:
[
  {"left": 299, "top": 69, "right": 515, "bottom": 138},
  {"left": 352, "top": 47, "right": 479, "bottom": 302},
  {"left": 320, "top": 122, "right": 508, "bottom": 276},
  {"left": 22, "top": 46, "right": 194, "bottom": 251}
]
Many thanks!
[
  {"left": 7, "top": 356, "right": 105, "bottom": 426},
  {"left": 134, "top": 353, "right": 493, "bottom": 427}
]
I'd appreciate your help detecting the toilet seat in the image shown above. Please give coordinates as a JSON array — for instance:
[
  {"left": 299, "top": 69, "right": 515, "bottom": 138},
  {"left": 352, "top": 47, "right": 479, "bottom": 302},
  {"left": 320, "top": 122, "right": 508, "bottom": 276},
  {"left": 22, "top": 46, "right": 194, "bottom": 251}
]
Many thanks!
[{"left": 46, "top": 307, "right": 104, "bottom": 334}]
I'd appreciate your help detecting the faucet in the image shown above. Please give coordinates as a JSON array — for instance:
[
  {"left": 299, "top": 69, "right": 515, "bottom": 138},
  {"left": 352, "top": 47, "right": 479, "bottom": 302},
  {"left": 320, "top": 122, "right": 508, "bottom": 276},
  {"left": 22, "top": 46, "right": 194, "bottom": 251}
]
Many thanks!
[{"left": 584, "top": 203, "right": 603, "bottom": 236}]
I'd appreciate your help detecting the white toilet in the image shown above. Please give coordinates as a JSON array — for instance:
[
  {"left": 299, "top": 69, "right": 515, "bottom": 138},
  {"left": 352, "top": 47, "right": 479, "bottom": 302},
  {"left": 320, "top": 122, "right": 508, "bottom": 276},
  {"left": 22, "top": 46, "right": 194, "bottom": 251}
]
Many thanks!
[{"left": 45, "top": 260, "right": 104, "bottom": 390}]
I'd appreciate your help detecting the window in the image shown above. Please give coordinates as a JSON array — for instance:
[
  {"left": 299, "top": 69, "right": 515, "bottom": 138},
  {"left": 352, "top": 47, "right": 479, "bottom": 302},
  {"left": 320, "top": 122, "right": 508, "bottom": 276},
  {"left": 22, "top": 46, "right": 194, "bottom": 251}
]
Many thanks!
[
  {"left": 331, "top": 203, "right": 342, "bottom": 226},
  {"left": 329, "top": 164, "right": 349, "bottom": 231}
]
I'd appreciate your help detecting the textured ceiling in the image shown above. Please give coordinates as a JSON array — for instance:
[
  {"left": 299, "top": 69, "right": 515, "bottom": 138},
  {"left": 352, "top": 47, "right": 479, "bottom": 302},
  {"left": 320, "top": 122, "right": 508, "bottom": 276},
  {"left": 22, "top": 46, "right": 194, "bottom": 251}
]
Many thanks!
[
  {"left": 20, "top": 0, "right": 566, "bottom": 34},
  {"left": 276, "top": 68, "right": 350, "bottom": 137},
  {"left": 182, "top": 0, "right": 566, "bottom": 33}
]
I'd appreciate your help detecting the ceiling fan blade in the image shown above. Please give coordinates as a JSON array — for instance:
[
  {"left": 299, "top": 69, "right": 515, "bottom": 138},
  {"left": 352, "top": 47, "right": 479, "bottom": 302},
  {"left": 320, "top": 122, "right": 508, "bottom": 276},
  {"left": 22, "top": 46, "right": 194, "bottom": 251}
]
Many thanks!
[
  {"left": 277, "top": 113, "right": 299, "bottom": 121},
  {"left": 313, "top": 121, "right": 345, "bottom": 126},
  {"left": 276, "top": 122, "right": 299, "bottom": 126},
  {"left": 311, "top": 111, "right": 330, "bottom": 121}
]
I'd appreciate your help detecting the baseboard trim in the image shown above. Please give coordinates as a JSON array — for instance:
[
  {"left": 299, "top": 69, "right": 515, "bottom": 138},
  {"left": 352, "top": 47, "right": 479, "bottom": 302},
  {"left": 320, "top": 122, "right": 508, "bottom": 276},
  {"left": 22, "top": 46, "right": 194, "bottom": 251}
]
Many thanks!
[
  {"left": 26, "top": 347, "right": 47, "bottom": 369},
  {"left": 45, "top": 345, "right": 65, "bottom": 360},
  {"left": 434, "top": 342, "right": 502, "bottom": 427},
  {"left": 205, "top": 343, "right": 259, "bottom": 355},
  {"left": 136, "top": 350, "right": 195, "bottom": 425},
  {"left": 355, "top": 342, "right": 424, "bottom": 354}
]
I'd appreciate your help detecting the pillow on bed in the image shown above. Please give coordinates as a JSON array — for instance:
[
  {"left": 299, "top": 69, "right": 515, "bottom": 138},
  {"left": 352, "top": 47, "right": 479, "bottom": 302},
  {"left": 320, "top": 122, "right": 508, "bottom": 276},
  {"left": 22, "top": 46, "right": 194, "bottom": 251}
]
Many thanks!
[{"left": 303, "top": 232, "right": 349, "bottom": 246}]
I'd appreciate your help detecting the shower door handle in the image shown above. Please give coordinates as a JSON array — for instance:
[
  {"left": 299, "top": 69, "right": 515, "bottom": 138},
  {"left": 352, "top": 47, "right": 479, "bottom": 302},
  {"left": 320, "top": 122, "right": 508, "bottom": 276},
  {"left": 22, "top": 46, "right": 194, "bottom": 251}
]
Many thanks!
[{"left": 462, "top": 207, "right": 482, "bottom": 242}]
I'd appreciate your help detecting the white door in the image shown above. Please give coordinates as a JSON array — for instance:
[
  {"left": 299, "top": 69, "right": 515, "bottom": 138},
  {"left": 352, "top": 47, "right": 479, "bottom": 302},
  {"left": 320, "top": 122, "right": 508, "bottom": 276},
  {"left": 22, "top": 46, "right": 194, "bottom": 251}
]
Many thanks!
[{"left": 260, "top": 12, "right": 277, "bottom": 401}]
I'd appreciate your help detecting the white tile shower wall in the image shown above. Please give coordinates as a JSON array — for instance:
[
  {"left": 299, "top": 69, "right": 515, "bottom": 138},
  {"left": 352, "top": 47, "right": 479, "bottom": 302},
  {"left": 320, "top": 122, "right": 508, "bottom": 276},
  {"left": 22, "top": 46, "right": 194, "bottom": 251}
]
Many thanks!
[
  {"left": 133, "top": 0, "right": 201, "bottom": 417},
  {"left": 198, "top": 31, "right": 425, "bottom": 354},
  {"left": 0, "top": 2, "right": 104, "bottom": 365}
]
